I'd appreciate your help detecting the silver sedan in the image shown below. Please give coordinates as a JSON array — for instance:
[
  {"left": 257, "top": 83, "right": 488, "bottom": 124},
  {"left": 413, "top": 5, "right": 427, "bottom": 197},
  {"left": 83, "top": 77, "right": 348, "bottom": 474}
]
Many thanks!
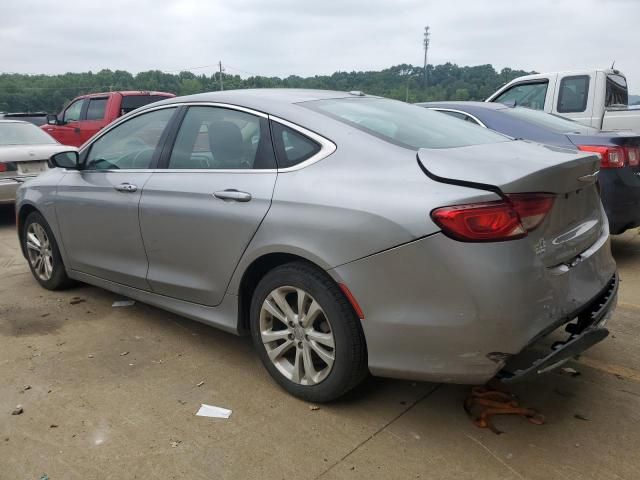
[{"left": 15, "top": 90, "right": 617, "bottom": 401}]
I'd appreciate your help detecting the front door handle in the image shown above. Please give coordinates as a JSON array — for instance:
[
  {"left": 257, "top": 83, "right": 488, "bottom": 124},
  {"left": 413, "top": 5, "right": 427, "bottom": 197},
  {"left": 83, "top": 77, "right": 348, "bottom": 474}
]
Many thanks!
[
  {"left": 115, "top": 183, "right": 138, "bottom": 193},
  {"left": 213, "top": 189, "right": 252, "bottom": 202}
]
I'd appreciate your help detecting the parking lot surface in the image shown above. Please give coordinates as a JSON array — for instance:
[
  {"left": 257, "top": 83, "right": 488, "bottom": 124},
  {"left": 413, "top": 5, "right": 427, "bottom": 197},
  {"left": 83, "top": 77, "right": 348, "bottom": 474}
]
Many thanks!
[{"left": 1, "top": 203, "right": 639, "bottom": 480}]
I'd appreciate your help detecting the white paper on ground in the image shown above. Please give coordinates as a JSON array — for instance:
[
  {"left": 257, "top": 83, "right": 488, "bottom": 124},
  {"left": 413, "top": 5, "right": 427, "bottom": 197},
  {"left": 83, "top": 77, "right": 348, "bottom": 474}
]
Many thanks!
[
  {"left": 196, "top": 404, "right": 232, "bottom": 419},
  {"left": 112, "top": 300, "right": 136, "bottom": 307}
]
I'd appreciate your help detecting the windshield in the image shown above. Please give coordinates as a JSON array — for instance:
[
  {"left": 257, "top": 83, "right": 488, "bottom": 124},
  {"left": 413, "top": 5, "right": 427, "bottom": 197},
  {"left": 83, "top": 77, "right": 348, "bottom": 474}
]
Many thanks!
[
  {"left": 303, "top": 97, "right": 509, "bottom": 149},
  {"left": 500, "top": 107, "right": 600, "bottom": 135},
  {"left": 0, "top": 122, "right": 57, "bottom": 145}
]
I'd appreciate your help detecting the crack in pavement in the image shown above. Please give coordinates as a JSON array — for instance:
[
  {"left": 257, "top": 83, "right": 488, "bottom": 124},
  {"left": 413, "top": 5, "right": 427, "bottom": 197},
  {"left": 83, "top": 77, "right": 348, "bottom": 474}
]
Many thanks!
[{"left": 314, "top": 383, "right": 442, "bottom": 479}]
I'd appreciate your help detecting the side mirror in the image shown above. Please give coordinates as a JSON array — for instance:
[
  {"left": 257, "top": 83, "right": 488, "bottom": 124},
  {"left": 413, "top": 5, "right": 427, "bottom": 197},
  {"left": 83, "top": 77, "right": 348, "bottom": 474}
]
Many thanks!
[
  {"left": 50, "top": 151, "right": 79, "bottom": 169},
  {"left": 47, "top": 114, "right": 60, "bottom": 125}
]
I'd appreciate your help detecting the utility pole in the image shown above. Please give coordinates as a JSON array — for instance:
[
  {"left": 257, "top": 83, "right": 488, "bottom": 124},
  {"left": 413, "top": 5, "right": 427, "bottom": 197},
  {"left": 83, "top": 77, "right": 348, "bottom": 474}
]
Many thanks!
[
  {"left": 218, "top": 61, "right": 224, "bottom": 91},
  {"left": 423, "top": 26, "right": 430, "bottom": 88}
]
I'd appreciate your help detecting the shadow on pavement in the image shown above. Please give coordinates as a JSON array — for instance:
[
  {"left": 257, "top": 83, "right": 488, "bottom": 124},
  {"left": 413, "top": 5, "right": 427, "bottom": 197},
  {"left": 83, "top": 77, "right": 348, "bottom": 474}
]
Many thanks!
[{"left": 0, "top": 204, "right": 15, "bottom": 227}]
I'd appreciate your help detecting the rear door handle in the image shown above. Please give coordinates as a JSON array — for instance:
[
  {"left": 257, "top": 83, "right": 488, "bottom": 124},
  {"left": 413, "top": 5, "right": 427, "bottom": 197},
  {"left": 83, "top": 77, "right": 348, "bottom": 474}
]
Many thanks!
[
  {"left": 213, "top": 189, "right": 252, "bottom": 202},
  {"left": 115, "top": 183, "right": 138, "bottom": 193}
]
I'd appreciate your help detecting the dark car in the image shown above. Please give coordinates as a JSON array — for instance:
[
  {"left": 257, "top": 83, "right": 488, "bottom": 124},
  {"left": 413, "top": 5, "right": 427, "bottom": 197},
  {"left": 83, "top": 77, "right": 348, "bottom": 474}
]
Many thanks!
[{"left": 419, "top": 101, "right": 640, "bottom": 234}]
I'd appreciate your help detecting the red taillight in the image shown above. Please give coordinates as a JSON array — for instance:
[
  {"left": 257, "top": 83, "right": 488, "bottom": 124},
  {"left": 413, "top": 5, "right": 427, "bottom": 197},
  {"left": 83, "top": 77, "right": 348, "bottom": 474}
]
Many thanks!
[
  {"left": 577, "top": 145, "right": 625, "bottom": 168},
  {"left": 0, "top": 163, "right": 7, "bottom": 173},
  {"left": 626, "top": 146, "right": 640, "bottom": 167},
  {"left": 431, "top": 193, "right": 555, "bottom": 242}
]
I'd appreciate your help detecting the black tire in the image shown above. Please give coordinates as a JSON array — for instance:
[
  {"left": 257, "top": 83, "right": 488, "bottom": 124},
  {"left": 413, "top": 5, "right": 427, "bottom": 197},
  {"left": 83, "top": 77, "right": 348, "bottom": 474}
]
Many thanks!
[
  {"left": 22, "top": 211, "right": 74, "bottom": 290},
  {"left": 250, "top": 261, "right": 368, "bottom": 402}
]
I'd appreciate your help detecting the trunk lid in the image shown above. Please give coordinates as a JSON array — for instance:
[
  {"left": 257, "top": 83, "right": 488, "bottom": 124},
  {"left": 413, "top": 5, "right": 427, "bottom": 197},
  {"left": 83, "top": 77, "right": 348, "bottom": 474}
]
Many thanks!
[{"left": 418, "top": 140, "right": 605, "bottom": 267}]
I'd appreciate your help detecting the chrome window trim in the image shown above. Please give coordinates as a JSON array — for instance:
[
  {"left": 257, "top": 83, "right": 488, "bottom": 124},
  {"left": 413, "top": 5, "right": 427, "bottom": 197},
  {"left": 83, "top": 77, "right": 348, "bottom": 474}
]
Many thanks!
[
  {"left": 78, "top": 101, "right": 336, "bottom": 173},
  {"left": 428, "top": 108, "right": 487, "bottom": 128},
  {"left": 268, "top": 115, "right": 337, "bottom": 172}
]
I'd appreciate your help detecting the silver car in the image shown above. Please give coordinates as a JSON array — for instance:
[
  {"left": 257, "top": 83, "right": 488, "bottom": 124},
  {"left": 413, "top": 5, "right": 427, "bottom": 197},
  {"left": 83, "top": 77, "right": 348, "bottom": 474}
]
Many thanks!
[
  {"left": 0, "top": 120, "right": 71, "bottom": 204},
  {"left": 16, "top": 90, "right": 618, "bottom": 401}
]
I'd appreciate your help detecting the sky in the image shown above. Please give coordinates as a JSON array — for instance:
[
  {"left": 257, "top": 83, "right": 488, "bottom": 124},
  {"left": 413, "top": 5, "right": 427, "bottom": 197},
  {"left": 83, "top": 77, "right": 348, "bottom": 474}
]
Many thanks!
[{"left": 1, "top": 0, "right": 639, "bottom": 93}]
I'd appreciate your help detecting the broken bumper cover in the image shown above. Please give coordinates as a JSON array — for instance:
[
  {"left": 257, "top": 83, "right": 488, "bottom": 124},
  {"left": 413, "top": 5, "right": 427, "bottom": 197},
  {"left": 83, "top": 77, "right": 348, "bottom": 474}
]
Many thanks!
[{"left": 498, "top": 272, "right": 618, "bottom": 383}]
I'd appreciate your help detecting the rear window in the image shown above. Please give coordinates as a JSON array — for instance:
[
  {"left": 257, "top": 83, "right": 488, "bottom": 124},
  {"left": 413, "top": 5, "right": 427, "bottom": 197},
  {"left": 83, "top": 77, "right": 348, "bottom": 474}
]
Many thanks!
[
  {"left": 501, "top": 107, "right": 599, "bottom": 134},
  {"left": 0, "top": 122, "right": 56, "bottom": 145},
  {"left": 303, "top": 97, "right": 507, "bottom": 149},
  {"left": 120, "top": 95, "right": 172, "bottom": 115},
  {"left": 557, "top": 75, "right": 590, "bottom": 113},
  {"left": 606, "top": 74, "right": 628, "bottom": 107}
]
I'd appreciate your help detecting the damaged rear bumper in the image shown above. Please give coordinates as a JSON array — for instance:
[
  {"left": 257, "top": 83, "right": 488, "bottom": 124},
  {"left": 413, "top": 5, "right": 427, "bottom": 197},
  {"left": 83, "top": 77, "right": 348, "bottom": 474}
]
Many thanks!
[{"left": 498, "top": 272, "right": 618, "bottom": 383}]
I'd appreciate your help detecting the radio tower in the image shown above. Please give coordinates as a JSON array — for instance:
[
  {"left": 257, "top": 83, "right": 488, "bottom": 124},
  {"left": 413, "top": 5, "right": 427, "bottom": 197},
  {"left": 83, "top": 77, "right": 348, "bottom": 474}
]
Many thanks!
[{"left": 423, "top": 26, "right": 430, "bottom": 88}]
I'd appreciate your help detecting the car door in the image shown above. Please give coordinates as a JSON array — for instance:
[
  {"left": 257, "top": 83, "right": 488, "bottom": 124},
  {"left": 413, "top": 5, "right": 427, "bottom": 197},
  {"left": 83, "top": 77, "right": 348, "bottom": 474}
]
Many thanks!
[
  {"left": 55, "top": 106, "right": 178, "bottom": 289},
  {"left": 139, "top": 105, "right": 278, "bottom": 306},
  {"left": 43, "top": 98, "right": 86, "bottom": 146}
]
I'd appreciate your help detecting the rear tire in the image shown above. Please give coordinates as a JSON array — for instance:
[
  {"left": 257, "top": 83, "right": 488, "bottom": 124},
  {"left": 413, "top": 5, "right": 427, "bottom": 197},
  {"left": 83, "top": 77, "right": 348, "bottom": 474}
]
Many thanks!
[
  {"left": 250, "top": 262, "right": 368, "bottom": 402},
  {"left": 23, "top": 211, "right": 74, "bottom": 290}
]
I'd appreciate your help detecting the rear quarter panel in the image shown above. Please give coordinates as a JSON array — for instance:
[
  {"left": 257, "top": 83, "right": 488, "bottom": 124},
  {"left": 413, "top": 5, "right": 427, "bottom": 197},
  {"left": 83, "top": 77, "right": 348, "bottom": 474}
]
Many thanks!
[{"left": 226, "top": 123, "right": 500, "bottom": 294}]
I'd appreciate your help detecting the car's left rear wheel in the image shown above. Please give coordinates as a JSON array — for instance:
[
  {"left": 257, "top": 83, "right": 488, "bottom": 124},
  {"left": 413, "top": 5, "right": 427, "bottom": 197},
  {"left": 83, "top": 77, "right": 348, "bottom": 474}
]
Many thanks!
[{"left": 23, "top": 211, "right": 74, "bottom": 290}]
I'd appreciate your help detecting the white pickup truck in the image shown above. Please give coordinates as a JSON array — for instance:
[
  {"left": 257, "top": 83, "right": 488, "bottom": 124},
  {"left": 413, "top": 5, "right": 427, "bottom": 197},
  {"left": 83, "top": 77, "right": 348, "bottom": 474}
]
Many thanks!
[{"left": 486, "top": 69, "right": 640, "bottom": 132}]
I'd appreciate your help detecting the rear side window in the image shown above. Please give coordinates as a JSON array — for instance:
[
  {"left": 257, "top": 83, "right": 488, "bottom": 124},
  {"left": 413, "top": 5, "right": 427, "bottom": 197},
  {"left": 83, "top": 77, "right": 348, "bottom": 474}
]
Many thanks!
[
  {"left": 271, "top": 122, "right": 320, "bottom": 168},
  {"left": 304, "top": 98, "right": 507, "bottom": 150},
  {"left": 557, "top": 76, "right": 590, "bottom": 113},
  {"left": 86, "top": 98, "right": 108, "bottom": 121},
  {"left": 437, "top": 110, "right": 482, "bottom": 126},
  {"left": 493, "top": 82, "right": 548, "bottom": 110}
]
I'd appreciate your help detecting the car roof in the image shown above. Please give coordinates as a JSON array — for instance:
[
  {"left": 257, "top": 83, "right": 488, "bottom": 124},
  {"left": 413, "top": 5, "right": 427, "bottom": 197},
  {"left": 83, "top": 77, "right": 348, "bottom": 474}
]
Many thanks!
[
  {"left": 419, "top": 101, "right": 506, "bottom": 111},
  {"left": 146, "top": 89, "right": 376, "bottom": 118}
]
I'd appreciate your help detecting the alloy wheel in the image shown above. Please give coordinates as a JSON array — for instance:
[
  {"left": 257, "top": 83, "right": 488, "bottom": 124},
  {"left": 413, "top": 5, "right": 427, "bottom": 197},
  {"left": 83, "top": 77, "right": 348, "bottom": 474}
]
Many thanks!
[
  {"left": 25, "top": 222, "right": 54, "bottom": 281},
  {"left": 259, "top": 286, "right": 335, "bottom": 385}
]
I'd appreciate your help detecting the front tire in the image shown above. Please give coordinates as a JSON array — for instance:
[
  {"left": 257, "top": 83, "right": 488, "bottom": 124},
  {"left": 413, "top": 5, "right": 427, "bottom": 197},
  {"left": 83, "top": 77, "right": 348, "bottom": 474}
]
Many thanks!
[
  {"left": 23, "top": 211, "right": 74, "bottom": 290},
  {"left": 250, "top": 262, "right": 368, "bottom": 402}
]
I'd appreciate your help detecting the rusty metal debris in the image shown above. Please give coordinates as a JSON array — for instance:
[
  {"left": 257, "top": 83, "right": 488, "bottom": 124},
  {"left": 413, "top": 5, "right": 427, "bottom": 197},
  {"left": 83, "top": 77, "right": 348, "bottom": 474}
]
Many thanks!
[{"left": 464, "top": 386, "right": 545, "bottom": 434}]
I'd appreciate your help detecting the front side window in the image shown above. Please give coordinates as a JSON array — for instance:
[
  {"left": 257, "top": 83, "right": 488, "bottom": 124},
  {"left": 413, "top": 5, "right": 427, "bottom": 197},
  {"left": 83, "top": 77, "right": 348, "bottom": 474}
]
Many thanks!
[
  {"left": 63, "top": 99, "right": 84, "bottom": 123},
  {"left": 168, "top": 106, "right": 275, "bottom": 169},
  {"left": 86, "top": 98, "right": 108, "bottom": 121},
  {"left": 557, "top": 75, "right": 590, "bottom": 113},
  {"left": 304, "top": 98, "right": 506, "bottom": 150},
  {"left": 493, "top": 82, "right": 548, "bottom": 110},
  {"left": 84, "top": 108, "right": 175, "bottom": 170},
  {"left": 271, "top": 122, "right": 320, "bottom": 168}
]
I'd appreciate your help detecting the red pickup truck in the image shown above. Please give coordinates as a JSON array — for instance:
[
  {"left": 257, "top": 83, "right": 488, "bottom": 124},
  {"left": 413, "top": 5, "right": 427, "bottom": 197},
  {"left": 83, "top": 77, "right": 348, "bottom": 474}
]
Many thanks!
[{"left": 41, "top": 91, "right": 175, "bottom": 147}]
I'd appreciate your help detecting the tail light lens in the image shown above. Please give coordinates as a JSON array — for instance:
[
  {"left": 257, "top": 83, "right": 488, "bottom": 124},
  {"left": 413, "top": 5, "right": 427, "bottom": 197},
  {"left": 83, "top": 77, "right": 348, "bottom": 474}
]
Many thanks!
[
  {"left": 626, "top": 146, "right": 640, "bottom": 167},
  {"left": 431, "top": 193, "right": 555, "bottom": 242},
  {"left": 0, "top": 163, "right": 6, "bottom": 173},
  {"left": 577, "top": 145, "right": 625, "bottom": 168},
  {"left": 0, "top": 162, "right": 17, "bottom": 172}
]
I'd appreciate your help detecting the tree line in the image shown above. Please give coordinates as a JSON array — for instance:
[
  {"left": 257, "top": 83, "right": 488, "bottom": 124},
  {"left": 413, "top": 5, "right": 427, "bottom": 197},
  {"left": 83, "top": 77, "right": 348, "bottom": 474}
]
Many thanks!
[{"left": 0, "top": 63, "right": 535, "bottom": 113}]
